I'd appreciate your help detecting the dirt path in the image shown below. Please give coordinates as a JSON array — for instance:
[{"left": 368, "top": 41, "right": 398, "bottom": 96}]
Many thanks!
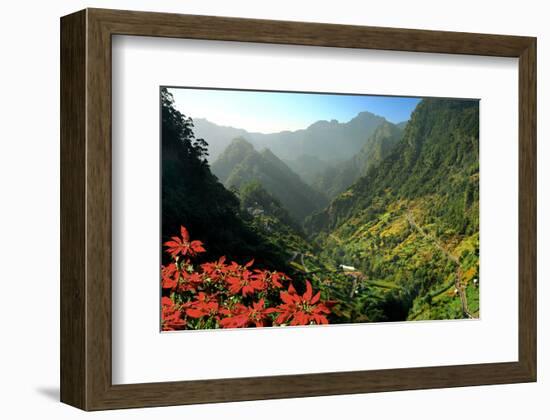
[
  {"left": 287, "top": 251, "right": 298, "bottom": 264},
  {"left": 288, "top": 251, "right": 311, "bottom": 273},
  {"left": 406, "top": 210, "right": 473, "bottom": 319},
  {"left": 300, "top": 253, "right": 310, "bottom": 273}
]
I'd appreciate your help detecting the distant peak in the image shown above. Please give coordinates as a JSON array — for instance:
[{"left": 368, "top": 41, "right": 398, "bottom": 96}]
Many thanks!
[
  {"left": 228, "top": 136, "right": 254, "bottom": 149},
  {"left": 351, "top": 110, "right": 384, "bottom": 123},
  {"left": 357, "top": 111, "right": 376, "bottom": 117},
  {"left": 260, "top": 148, "right": 279, "bottom": 160},
  {"left": 396, "top": 120, "right": 409, "bottom": 130},
  {"left": 307, "top": 120, "right": 330, "bottom": 129}
]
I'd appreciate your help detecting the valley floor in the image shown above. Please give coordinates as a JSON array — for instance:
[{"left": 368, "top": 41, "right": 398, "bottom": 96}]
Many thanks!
[{"left": 270, "top": 197, "right": 479, "bottom": 324}]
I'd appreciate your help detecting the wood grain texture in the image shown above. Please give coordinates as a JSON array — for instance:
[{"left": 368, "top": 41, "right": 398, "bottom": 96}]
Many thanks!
[
  {"left": 82, "top": 10, "right": 114, "bottom": 408},
  {"left": 518, "top": 40, "right": 537, "bottom": 378},
  {"left": 60, "top": 9, "right": 87, "bottom": 409},
  {"left": 60, "top": 8, "right": 537, "bottom": 411},
  {"left": 100, "top": 362, "right": 530, "bottom": 410},
  {"left": 90, "top": 8, "right": 533, "bottom": 57}
]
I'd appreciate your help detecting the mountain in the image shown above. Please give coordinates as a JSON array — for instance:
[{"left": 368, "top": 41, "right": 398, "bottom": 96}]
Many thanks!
[
  {"left": 192, "top": 118, "right": 249, "bottom": 162},
  {"left": 211, "top": 138, "right": 328, "bottom": 223},
  {"left": 283, "top": 155, "right": 333, "bottom": 185},
  {"left": 313, "top": 121, "right": 404, "bottom": 198},
  {"left": 396, "top": 120, "right": 409, "bottom": 130},
  {"left": 307, "top": 99, "right": 479, "bottom": 233},
  {"left": 161, "top": 88, "right": 288, "bottom": 269},
  {"left": 193, "top": 111, "right": 386, "bottom": 164},
  {"left": 263, "top": 111, "right": 387, "bottom": 162},
  {"left": 238, "top": 181, "right": 311, "bottom": 255},
  {"left": 306, "top": 98, "right": 480, "bottom": 321},
  {"left": 164, "top": 88, "right": 479, "bottom": 324}
]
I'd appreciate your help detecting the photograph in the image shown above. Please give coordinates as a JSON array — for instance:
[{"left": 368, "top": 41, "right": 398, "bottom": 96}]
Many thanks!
[{"left": 160, "top": 87, "right": 480, "bottom": 331}]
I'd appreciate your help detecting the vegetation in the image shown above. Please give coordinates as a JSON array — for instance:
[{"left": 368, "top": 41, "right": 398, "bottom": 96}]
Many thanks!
[
  {"left": 194, "top": 110, "right": 386, "bottom": 163},
  {"left": 211, "top": 137, "right": 328, "bottom": 222},
  {"left": 313, "top": 120, "right": 405, "bottom": 198},
  {"left": 306, "top": 99, "right": 480, "bottom": 321},
  {"left": 161, "top": 88, "right": 287, "bottom": 269},
  {"left": 161, "top": 90, "right": 480, "bottom": 329},
  {"left": 161, "top": 226, "right": 333, "bottom": 331}
]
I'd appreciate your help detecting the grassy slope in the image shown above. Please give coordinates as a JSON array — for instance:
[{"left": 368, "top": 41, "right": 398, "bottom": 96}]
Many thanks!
[{"left": 318, "top": 195, "right": 479, "bottom": 321}]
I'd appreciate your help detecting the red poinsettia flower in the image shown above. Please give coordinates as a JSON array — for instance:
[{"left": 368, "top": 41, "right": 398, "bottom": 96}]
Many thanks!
[
  {"left": 179, "top": 270, "right": 204, "bottom": 291},
  {"left": 164, "top": 226, "right": 206, "bottom": 258},
  {"left": 162, "top": 263, "right": 204, "bottom": 292},
  {"left": 219, "top": 303, "right": 249, "bottom": 328},
  {"left": 200, "top": 256, "right": 228, "bottom": 282},
  {"left": 161, "top": 263, "right": 179, "bottom": 290},
  {"left": 251, "top": 269, "right": 287, "bottom": 290},
  {"left": 225, "top": 270, "right": 264, "bottom": 297},
  {"left": 160, "top": 225, "right": 334, "bottom": 331},
  {"left": 185, "top": 292, "right": 219, "bottom": 319},
  {"left": 247, "top": 299, "right": 276, "bottom": 327},
  {"left": 225, "top": 260, "right": 263, "bottom": 297},
  {"left": 161, "top": 296, "right": 186, "bottom": 331},
  {"left": 273, "top": 280, "right": 331, "bottom": 326},
  {"left": 220, "top": 299, "right": 275, "bottom": 328},
  {"left": 226, "top": 259, "right": 254, "bottom": 273}
]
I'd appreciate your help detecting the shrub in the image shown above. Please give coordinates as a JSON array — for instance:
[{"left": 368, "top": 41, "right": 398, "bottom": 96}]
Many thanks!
[{"left": 161, "top": 226, "right": 333, "bottom": 331}]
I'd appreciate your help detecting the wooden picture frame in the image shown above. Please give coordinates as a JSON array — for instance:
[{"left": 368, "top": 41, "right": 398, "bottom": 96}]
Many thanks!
[{"left": 60, "top": 8, "right": 536, "bottom": 411}]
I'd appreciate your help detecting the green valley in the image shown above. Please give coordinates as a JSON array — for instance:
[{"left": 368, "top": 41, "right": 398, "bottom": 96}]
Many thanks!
[
  {"left": 211, "top": 137, "right": 328, "bottom": 223},
  {"left": 306, "top": 99, "right": 480, "bottom": 321},
  {"left": 162, "top": 87, "right": 480, "bottom": 325}
]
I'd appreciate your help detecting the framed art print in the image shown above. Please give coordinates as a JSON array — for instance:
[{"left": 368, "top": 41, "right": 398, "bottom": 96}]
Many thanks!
[{"left": 60, "top": 8, "right": 536, "bottom": 410}]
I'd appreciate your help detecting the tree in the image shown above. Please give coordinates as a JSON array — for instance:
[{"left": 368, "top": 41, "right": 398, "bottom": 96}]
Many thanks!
[{"left": 161, "top": 88, "right": 286, "bottom": 269}]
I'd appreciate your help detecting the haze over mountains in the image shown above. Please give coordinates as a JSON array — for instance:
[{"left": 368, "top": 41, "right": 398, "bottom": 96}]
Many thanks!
[
  {"left": 211, "top": 137, "right": 328, "bottom": 222},
  {"left": 205, "top": 109, "right": 410, "bottom": 224},
  {"left": 312, "top": 121, "right": 404, "bottom": 198},
  {"left": 193, "top": 110, "right": 388, "bottom": 164},
  {"left": 305, "top": 98, "right": 480, "bottom": 320},
  {"left": 162, "top": 87, "right": 480, "bottom": 323}
]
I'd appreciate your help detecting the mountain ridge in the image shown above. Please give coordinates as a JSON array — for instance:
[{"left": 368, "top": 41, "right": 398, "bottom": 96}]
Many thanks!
[
  {"left": 193, "top": 110, "right": 387, "bottom": 163},
  {"left": 211, "top": 137, "right": 328, "bottom": 223},
  {"left": 306, "top": 99, "right": 479, "bottom": 234},
  {"left": 304, "top": 98, "right": 480, "bottom": 320},
  {"left": 312, "top": 120, "right": 404, "bottom": 198}
]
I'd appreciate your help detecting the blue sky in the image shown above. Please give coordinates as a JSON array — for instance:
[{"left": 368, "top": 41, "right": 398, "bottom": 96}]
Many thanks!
[{"left": 168, "top": 87, "right": 421, "bottom": 134}]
